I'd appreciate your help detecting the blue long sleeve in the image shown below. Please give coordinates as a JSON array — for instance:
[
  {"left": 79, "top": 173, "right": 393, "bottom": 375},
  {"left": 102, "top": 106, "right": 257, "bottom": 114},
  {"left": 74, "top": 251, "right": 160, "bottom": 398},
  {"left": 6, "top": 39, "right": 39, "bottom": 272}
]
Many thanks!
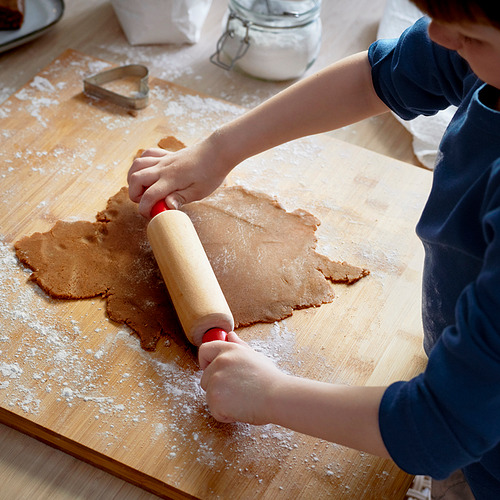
[{"left": 368, "top": 17, "right": 500, "bottom": 498}]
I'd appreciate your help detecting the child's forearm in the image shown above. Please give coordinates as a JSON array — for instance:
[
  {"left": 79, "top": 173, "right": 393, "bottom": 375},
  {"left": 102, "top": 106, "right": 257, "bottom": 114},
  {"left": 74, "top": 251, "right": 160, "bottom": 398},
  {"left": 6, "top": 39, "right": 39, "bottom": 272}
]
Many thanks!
[
  {"left": 199, "top": 336, "right": 390, "bottom": 458},
  {"left": 209, "top": 51, "right": 389, "bottom": 170},
  {"left": 127, "top": 51, "right": 389, "bottom": 214},
  {"left": 268, "top": 375, "right": 390, "bottom": 458}
]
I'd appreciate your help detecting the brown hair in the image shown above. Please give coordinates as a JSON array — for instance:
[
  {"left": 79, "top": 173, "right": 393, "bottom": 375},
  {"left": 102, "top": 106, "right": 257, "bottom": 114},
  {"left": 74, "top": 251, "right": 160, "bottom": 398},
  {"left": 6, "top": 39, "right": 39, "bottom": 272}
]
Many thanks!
[{"left": 411, "top": 1, "right": 500, "bottom": 28}]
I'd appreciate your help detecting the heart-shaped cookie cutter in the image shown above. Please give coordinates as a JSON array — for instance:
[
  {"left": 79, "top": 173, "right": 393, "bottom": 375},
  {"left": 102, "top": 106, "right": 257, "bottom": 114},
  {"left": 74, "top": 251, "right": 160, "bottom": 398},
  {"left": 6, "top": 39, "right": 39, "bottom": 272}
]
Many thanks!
[{"left": 83, "top": 64, "right": 149, "bottom": 110}]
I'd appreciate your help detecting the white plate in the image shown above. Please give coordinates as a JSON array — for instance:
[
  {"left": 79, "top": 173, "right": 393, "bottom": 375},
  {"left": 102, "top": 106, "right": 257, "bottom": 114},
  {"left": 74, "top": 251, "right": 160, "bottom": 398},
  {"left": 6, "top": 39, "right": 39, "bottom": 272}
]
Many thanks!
[{"left": 0, "top": 0, "right": 64, "bottom": 53}]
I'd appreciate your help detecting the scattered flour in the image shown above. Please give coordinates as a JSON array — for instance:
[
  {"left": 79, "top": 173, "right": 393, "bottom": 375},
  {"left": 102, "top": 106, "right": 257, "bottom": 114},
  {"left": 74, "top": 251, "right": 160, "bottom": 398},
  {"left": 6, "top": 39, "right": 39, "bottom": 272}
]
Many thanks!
[
  {"left": 149, "top": 84, "right": 245, "bottom": 139},
  {"left": 0, "top": 53, "right": 392, "bottom": 492},
  {"left": 30, "top": 76, "right": 57, "bottom": 93},
  {"left": 99, "top": 41, "right": 195, "bottom": 82},
  {"left": 14, "top": 87, "right": 59, "bottom": 128},
  {"left": 1, "top": 236, "right": 354, "bottom": 487},
  {"left": 0, "top": 87, "right": 14, "bottom": 103},
  {"left": 0, "top": 362, "right": 22, "bottom": 378}
]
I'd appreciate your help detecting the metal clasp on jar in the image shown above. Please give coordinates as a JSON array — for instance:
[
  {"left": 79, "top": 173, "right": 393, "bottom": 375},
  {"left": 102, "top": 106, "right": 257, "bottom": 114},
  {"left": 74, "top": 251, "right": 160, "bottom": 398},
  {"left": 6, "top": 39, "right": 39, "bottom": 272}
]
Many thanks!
[{"left": 210, "top": 11, "right": 252, "bottom": 71}]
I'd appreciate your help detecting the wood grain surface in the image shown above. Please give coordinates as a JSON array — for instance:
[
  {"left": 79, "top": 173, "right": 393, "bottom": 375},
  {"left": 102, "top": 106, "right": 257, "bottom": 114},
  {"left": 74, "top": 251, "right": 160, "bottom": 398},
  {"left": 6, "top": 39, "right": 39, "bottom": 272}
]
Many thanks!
[
  {"left": 0, "top": 0, "right": 419, "bottom": 168},
  {"left": 0, "top": 48, "right": 431, "bottom": 499}
]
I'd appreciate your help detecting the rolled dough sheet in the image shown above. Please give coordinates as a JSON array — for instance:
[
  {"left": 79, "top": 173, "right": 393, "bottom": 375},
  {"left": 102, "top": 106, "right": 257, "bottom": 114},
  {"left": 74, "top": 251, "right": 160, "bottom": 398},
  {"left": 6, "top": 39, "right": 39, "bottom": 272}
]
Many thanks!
[
  {"left": 15, "top": 186, "right": 368, "bottom": 350},
  {"left": 15, "top": 149, "right": 368, "bottom": 351}
]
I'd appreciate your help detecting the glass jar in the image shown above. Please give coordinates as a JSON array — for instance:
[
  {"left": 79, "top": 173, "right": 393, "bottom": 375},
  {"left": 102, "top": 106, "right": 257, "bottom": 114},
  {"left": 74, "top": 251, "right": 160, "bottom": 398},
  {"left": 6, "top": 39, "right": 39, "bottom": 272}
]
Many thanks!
[{"left": 211, "top": 0, "right": 322, "bottom": 81}]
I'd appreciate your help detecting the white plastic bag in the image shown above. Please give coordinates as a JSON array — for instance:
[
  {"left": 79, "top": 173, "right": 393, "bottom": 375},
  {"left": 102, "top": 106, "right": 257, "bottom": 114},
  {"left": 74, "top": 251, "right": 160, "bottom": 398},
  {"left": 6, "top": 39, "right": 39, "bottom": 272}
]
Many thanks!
[{"left": 111, "top": 0, "right": 212, "bottom": 45}]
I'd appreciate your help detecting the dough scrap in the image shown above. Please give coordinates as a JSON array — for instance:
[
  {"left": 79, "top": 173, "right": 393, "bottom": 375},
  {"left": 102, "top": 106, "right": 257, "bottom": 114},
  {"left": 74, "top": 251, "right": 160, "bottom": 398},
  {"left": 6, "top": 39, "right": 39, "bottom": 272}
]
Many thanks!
[
  {"left": 157, "top": 136, "right": 185, "bottom": 151},
  {"left": 135, "top": 135, "right": 185, "bottom": 159},
  {"left": 15, "top": 186, "right": 368, "bottom": 350}
]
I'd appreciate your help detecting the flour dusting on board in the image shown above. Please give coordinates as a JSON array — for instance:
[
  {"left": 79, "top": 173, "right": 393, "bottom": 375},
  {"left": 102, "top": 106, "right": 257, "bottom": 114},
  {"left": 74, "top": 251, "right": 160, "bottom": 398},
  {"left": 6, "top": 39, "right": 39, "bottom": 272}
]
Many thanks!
[
  {"left": 97, "top": 41, "right": 280, "bottom": 109},
  {"left": 0, "top": 52, "right": 398, "bottom": 495},
  {"left": 14, "top": 85, "right": 59, "bottom": 129},
  {"left": 0, "top": 237, "right": 356, "bottom": 486}
]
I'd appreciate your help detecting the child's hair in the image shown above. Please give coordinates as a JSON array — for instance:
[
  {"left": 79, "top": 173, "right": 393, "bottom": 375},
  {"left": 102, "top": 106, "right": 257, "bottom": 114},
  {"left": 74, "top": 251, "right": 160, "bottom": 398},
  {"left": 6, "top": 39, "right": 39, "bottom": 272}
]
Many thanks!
[{"left": 411, "top": 1, "right": 500, "bottom": 28}]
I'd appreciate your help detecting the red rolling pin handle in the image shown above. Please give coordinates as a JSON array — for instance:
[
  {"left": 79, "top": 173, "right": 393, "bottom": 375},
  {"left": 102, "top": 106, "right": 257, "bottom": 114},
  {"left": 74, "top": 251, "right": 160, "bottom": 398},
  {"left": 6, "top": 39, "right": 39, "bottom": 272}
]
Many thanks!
[
  {"left": 151, "top": 199, "right": 170, "bottom": 218},
  {"left": 202, "top": 328, "right": 228, "bottom": 343},
  {"left": 150, "top": 200, "right": 230, "bottom": 345}
]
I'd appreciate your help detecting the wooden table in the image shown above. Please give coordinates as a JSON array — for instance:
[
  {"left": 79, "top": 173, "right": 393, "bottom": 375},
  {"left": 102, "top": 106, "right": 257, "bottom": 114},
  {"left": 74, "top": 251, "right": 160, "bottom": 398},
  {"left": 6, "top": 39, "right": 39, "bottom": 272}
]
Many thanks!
[
  {"left": 0, "top": 0, "right": 418, "bottom": 167},
  {"left": 0, "top": 1, "right": 429, "bottom": 498}
]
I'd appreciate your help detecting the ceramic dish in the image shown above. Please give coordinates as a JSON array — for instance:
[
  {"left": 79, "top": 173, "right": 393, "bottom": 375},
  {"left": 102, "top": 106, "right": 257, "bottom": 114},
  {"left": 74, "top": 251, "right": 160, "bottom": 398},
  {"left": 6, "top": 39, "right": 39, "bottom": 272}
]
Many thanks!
[{"left": 0, "top": 0, "right": 64, "bottom": 53}]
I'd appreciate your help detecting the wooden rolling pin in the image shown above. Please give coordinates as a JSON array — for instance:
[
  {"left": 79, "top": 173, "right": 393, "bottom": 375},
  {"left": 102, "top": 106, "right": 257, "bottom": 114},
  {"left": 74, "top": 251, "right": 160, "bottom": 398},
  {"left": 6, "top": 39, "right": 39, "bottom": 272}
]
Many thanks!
[{"left": 147, "top": 200, "right": 234, "bottom": 346}]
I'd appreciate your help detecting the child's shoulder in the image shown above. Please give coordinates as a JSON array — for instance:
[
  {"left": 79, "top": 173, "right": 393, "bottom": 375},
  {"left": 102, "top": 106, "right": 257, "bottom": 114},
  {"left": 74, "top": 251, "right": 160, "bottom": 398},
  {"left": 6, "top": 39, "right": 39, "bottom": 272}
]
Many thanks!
[{"left": 369, "top": 15, "right": 473, "bottom": 118}]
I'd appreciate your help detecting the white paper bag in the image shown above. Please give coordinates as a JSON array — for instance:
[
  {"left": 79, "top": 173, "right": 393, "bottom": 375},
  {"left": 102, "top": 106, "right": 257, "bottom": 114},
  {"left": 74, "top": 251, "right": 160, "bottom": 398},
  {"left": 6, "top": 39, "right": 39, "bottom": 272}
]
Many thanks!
[{"left": 111, "top": 0, "right": 212, "bottom": 45}]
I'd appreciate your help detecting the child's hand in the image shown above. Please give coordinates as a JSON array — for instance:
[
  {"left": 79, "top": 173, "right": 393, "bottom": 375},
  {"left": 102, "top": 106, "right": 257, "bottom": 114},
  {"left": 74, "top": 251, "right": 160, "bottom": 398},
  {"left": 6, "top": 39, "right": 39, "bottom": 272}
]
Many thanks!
[
  {"left": 199, "top": 332, "right": 390, "bottom": 458},
  {"left": 199, "top": 332, "right": 286, "bottom": 425},
  {"left": 127, "top": 138, "right": 230, "bottom": 218}
]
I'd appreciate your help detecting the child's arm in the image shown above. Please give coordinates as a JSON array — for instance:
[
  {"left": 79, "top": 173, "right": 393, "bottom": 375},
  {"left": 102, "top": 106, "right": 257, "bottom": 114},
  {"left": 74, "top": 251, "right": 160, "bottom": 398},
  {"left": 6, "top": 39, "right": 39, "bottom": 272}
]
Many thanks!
[
  {"left": 128, "top": 51, "right": 389, "bottom": 218},
  {"left": 199, "top": 332, "right": 390, "bottom": 459}
]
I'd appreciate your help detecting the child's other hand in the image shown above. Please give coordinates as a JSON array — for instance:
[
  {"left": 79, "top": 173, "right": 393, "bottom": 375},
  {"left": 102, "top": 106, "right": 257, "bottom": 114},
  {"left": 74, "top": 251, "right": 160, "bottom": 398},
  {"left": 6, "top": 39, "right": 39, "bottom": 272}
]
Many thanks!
[
  {"left": 127, "top": 138, "right": 230, "bottom": 218},
  {"left": 199, "top": 332, "right": 286, "bottom": 425}
]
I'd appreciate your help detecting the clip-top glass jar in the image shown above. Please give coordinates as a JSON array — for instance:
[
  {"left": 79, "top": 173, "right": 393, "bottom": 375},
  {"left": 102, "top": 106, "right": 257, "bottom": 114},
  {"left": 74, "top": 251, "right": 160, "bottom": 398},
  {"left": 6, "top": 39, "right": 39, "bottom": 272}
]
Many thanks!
[{"left": 211, "top": 0, "right": 321, "bottom": 81}]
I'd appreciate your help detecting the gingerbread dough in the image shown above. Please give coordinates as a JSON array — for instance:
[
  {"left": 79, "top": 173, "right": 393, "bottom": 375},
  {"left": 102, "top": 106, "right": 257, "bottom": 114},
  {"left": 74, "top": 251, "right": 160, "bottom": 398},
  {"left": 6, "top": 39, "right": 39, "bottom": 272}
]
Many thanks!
[{"left": 14, "top": 138, "right": 369, "bottom": 351}]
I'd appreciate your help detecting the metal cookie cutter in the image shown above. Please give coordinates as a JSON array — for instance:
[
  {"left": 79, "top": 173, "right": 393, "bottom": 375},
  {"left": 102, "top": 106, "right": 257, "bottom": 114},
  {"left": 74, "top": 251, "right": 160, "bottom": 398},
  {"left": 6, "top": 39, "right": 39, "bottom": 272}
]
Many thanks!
[{"left": 83, "top": 64, "right": 149, "bottom": 110}]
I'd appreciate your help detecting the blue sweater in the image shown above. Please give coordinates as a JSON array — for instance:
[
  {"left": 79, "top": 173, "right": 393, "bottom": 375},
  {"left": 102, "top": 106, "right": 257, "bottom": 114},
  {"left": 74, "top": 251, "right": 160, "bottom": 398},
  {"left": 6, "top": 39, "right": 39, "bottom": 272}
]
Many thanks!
[{"left": 368, "top": 18, "right": 500, "bottom": 498}]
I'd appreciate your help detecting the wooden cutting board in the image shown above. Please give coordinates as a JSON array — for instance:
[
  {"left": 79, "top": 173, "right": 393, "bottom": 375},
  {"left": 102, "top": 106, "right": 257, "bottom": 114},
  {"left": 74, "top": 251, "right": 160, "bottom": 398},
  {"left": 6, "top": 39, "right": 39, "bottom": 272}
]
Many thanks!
[{"left": 0, "top": 50, "right": 432, "bottom": 499}]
